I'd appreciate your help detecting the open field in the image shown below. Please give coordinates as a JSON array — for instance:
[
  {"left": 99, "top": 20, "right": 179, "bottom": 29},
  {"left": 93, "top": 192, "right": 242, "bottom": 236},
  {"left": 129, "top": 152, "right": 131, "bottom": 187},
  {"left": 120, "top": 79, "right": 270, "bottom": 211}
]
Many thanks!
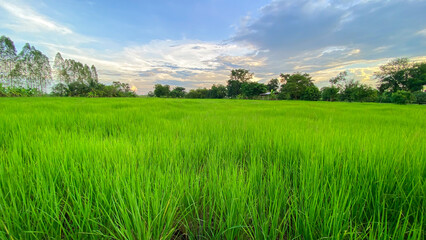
[{"left": 0, "top": 98, "right": 424, "bottom": 239}]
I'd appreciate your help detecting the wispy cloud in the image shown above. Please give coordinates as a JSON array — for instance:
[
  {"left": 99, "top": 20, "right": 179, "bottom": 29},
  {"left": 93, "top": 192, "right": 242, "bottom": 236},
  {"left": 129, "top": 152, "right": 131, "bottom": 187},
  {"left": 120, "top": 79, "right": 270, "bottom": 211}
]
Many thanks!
[
  {"left": 417, "top": 28, "right": 426, "bottom": 37},
  {"left": 0, "top": 0, "right": 72, "bottom": 34}
]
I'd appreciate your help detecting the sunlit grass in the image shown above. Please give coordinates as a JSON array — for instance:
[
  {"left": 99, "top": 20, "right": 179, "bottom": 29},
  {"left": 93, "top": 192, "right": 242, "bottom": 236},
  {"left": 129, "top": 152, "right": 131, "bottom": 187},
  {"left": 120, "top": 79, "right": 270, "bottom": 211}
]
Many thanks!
[{"left": 0, "top": 98, "right": 424, "bottom": 239}]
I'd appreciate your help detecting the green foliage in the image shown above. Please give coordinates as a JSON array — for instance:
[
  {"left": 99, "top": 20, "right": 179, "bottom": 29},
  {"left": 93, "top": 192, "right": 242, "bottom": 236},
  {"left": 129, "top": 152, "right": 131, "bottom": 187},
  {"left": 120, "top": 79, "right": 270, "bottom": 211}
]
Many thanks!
[
  {"left": 376, "top": 58, "right": 426, "bottom": 93},
  {"left": 1, "top": 86, "right": 43, "bottom": 97},
  {"left": 327, "top": 72, "right": 379, "bottom": 103},
  {"left": 407, "top": 63, "right": 426, "bottom": 92},
  {"left": 186, "top": 88, "right": 209, "bottom": 98},
  {"left": 413, "top": 91, "right": 426, "bottom": 104},
  {"left": 67, "top": 81, "right": 91, "bottom": 96},
  {"left": 329, "top": 71, "right": 348, "bottom": 86},
  {"left": 51, "top": 83, "right": 68, "bottom": 96},
  {"left": 226, "top": 69, "right": 255, "bottom": 98},
  {"left": 170, "top": 86, "right": 186, "bottom": 98},
  {"left": 240, "top": 82, "right": 267, "bottom": 98},
  {"left": 343, "top": 83, "right": 378, "bottom": 102},
  {"left": 280, "top": 73, "right": 317, "bottom": 100},
  {"left": 50, "top": 81, "right": 136, "bottom": 97},
  {"left": 1, "top": 36, "right": 112, "bottom": 96},
  {"left": 266, "top": 78, "right": 279, "bottom": 92},
  {"left": 0, "top": 98, "right": 424, "bottom": 239},
  {"left": 301, "top": 85, "right": 320, "bottom": 101},
  {"left": 321, "top": 86, "right": 340, "bottom": 101},
  {"left": 226, "top": 79, "right": 242, "bottom": 98},
  {"left": 377, "top": 92, "right": 392, "bottom": 103},
  {"left": 154, "top": 84, "right": 171, "bottom": 97},
  {"left": 0, "top": 83, "right": 6, "bottom": 96},
  {"left": 230, "top": 68, "right": 254, "bottom": 82},
  {"left": 277, "top": 91, "right": 290, "bottom": 100},
  {"left": 208, "top": 84, "right": 227, "bottom": 99},
  {"left": 391, "top": 90, "right": 415, "bottom": 104}
]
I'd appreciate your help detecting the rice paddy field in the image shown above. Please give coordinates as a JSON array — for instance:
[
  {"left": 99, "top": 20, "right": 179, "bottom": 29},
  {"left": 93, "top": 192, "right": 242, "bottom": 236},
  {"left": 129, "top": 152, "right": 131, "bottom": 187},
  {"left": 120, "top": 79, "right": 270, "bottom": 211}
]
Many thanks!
[{"left": 0, "top": 98, "right": 425, "bottom": 239}]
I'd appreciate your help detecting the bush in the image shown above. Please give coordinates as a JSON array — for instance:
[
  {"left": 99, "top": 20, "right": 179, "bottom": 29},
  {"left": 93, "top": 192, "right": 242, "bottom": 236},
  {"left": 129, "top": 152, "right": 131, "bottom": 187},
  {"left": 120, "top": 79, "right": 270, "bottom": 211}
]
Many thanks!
[
  {"left": 50, "top": 81, "right": 137, "bottom": 98},
  {"left": 378, "top": 92, "right": 392, "bottom": 103},
  {"left": 170, "top": 87, "right": 186, "bottom": 98},
  {"left": 51, "top": 83, "right": 69, "bottom": 96},
  {"left": 413, "top": 91, "right": 426, "bottom": 104},
  {"left": 240, "top": 82, "right": 267, "bottom": 99},
  {"left": 3, "top": 87, "right": 43, "bottom": 97},
  {"left": 154, "top": 84, "right": 170, "bottom": 97},
  {"left": 277, "top": 91, "right": 290, "bottom": 100},
  {"left": 0, "top": 83, "right": 6, "bottom": 97},
  {"left": 321, "top": 86, "right": 340, "bottom": 101},
  {"left": 391, "top": 90, "right": 415, "bottom": 104},
  {"left": 301, "top": 85, "right": 321, "bottom": 101}
]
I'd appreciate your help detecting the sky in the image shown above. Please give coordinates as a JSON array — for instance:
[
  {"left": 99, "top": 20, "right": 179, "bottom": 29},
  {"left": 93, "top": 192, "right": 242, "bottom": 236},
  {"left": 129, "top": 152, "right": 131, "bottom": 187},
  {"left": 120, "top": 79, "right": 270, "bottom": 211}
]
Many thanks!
[{"left": 1, "top": 0, "right": 426, "bottom": 94}]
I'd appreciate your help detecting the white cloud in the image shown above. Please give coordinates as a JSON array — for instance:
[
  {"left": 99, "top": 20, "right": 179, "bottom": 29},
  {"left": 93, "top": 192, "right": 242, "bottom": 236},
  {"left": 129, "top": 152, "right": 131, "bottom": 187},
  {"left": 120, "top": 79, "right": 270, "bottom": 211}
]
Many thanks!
[
  {"left": 417, "top": 28, "right": 426, "bottom": 37},
  {"left": 118, "top": 39, "right": 259, "bottom": 71},
  {"left": 0, "top": 0, "right": 72, "bottom": 34}
]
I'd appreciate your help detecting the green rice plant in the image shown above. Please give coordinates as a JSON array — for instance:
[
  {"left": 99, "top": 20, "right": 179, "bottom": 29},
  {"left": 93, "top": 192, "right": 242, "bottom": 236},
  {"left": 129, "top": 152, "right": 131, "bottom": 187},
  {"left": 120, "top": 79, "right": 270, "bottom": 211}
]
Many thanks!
[{"left": 0, "top": 98, "right": 424, "bottom": 239}]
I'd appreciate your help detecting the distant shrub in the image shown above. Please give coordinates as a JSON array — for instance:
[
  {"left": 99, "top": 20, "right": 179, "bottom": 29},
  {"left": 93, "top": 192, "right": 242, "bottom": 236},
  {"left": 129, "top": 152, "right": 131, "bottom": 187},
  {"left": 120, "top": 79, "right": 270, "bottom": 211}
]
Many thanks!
[
  {"left": 0, "top": 83, "right": 6, "bottom": 97},
  {"left": 391, "top": 90, "right": 415, "bottom": 104},
  {"left": 2, "top": 87, "right": 43, "bottom": 97},
  {"left": 301, "top": 85, "right": 321, "bottom": 101},
  {"left": 51, "top": 83, "right": 69, "bottom": 97},
  {"left": 321, "top": 86, "right": 340, "bottom": 101},
  {"left": 378, "top": 92, "right": 392, "bottom": 103},
  {"left": 277, "top": 91, "right": 290, "bottom": 100},
  {"left": 413, "top": 91, "right": 426, "bottom": 104}
]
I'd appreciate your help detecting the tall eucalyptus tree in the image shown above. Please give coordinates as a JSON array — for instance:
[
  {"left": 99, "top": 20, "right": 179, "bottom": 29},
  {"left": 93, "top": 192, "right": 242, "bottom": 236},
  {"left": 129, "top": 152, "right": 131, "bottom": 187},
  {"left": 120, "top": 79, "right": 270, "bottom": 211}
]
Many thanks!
[
  {"left": 0, "top": 36, "right": 17, "bottom": 87},
  {"left": 90, "top": 65, "right": 98, "bottom": 83},
  {"left": 53, "top": 52, "right": 66, "bottom": 83},
  {"left": 17, "top": 43, "right": 52, "bottom": 91}
]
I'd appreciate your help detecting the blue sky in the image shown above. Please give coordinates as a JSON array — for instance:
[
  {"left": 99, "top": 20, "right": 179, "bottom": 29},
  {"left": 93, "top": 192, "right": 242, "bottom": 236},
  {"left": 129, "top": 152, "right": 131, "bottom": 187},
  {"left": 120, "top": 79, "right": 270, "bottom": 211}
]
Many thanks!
[{"left": 1, "top": 0, "right": 425, "bottom": 93}]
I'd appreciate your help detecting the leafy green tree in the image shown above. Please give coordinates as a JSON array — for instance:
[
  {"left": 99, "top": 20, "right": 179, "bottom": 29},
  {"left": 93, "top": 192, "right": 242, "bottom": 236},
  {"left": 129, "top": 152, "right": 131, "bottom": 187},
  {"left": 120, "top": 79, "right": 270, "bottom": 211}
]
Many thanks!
[
  {"left": 0, "top": 83, "right": 6, "bottom": 96},
  {"left": 279, "top": 73, "right": 316, "bottom": 100},
  {"left": 266, "top": 78, "right": 279, "bottom": 92},
  {"left": 267, "top": 78, "right": 279, "bottom": 92},
  {"left": 391, "top": 90, "right": 415, "bottom": 104},
  {"left": 241, "top": 82, "right": 267, "bottom": 98},
  {"left": 230, "top": 69, "right": 253, "bottom": 82},
  {"left": 376, "top": 58, "right": 412, "bottom": 93},
  {"left": 321, "top": 86, "right": 340, "bottom": 101},
  {"left": 67, "top": 81, "right": 90, "bottom": 96},
  {"left": 327, "top": 71, "right": 378, "bottom": 102},
  {"left": 226, "top": 69, "right": 254, "bottom": 98},
  {"left": 226, "top": 80, "right": 242, "bottom": 98},
  {"left": 154, "top": 84, "right": 170, "bottom": 97},
  {"left": 51, "top": 83, "right": 69, "bottom": 96},
  {"left": 329, "top": 71, "right": 349, "bottom": 87},
  {"left": 339, "top": 80, "right": 378, "bottom": 102},
  {"left": 186, "top": 88, "right": 209, "bottom": 98},
  {"left": 90, "top": 65, "right": 99, "bottom": 83},
  {"left": 413, "top": 91, "right": 426, "bottom": 104},
  {"left": 406, "top": 63, "right": 426, "bottom": 92},
  {"left": 301, "top": 85, "right": 320, "bottom": 101},
  {"left": 208, "top": 84, "right": 227, "bottom": 98},
  {"left": 170, "top": 87, "right": 186, "bottom": 98},
  {"left": 53, "top": 52, "right": 65, "bottom": 83},
  {"left": 0, "top": 36, "right": 17, "bottom": 87},
  {"left": 16, "top": 43, "right": 52, "bottom": 92}
]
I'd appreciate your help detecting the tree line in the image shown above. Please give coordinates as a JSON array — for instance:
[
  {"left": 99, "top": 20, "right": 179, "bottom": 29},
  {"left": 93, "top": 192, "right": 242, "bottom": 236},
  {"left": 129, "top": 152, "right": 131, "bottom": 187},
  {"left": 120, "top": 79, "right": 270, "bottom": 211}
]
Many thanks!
[
  {"left": 151, "top": 60, "right": 426, "bottom": 104},
  {"left": 0, "top": 35, "right": 136, "bottom": 97}
]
